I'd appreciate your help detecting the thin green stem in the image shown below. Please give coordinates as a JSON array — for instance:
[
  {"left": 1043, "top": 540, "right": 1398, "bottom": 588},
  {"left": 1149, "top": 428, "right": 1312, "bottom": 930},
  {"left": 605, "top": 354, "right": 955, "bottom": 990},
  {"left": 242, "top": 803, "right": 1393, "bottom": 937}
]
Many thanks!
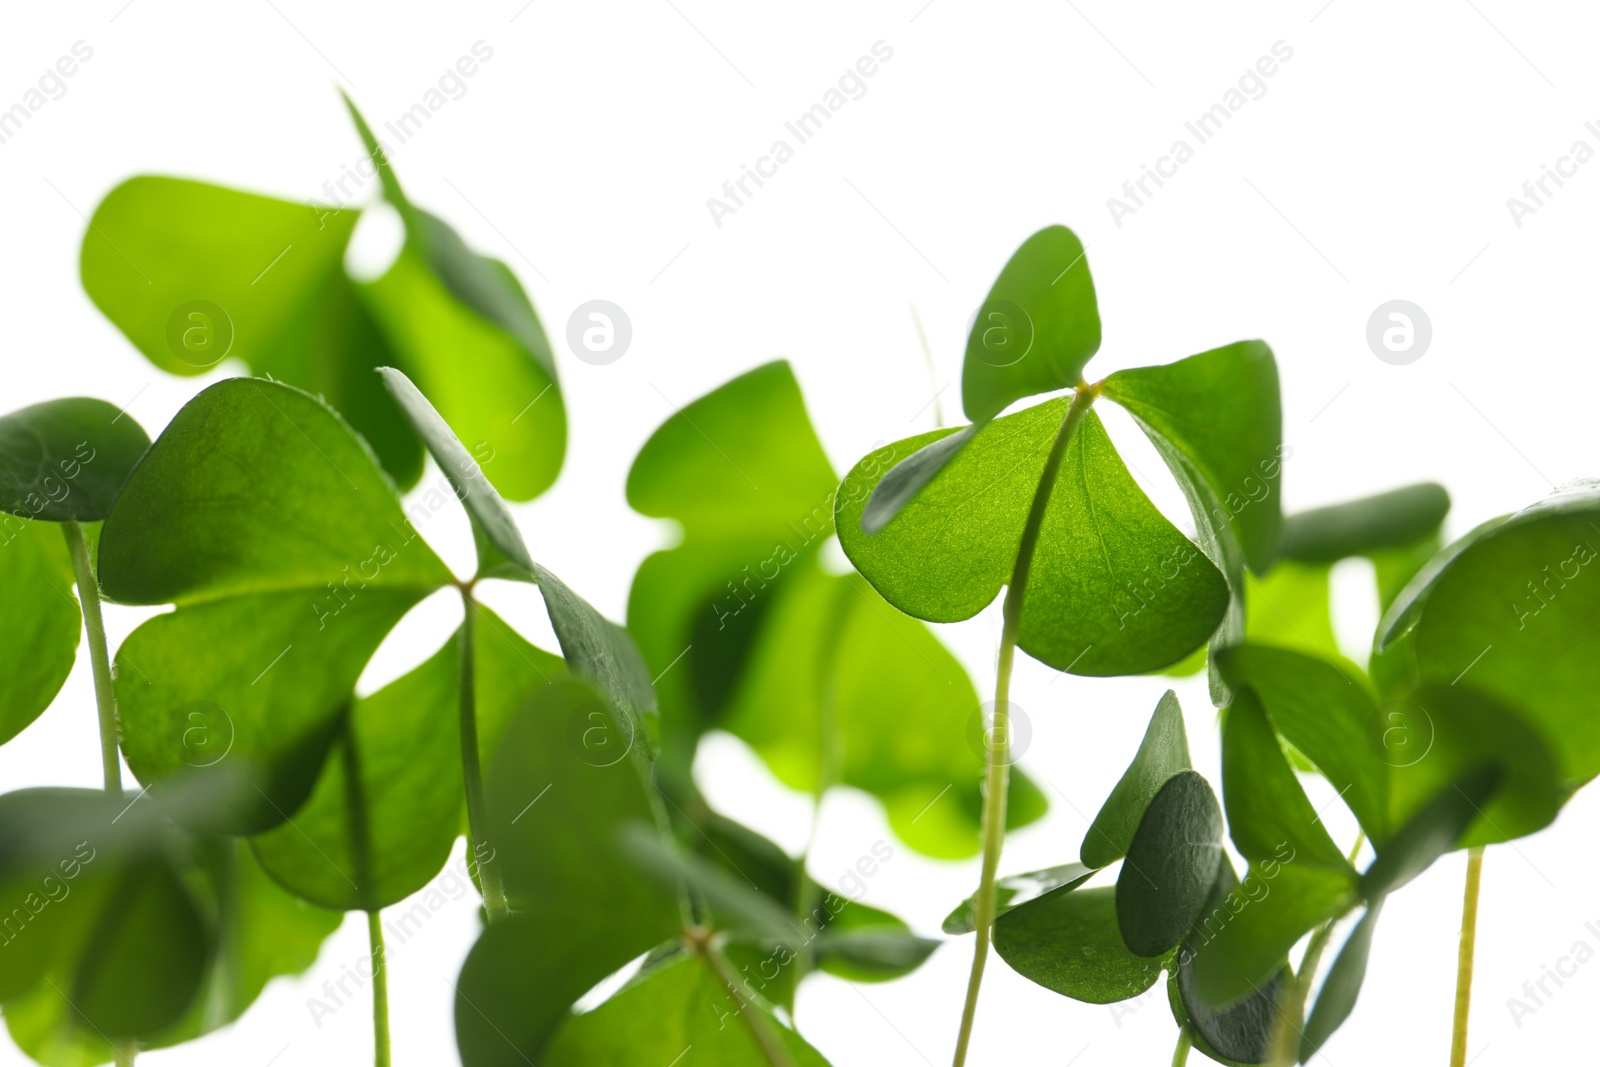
[
  {"left": 1450, "top": 847, "right": 1485, "bottom": 1067},
  {"left": 367, "top": 911, "right": 391, "bottom": 1067},
  {"left": 112, "top": 1040, "right": 135, "bottom": 1066},
  {"left": 1172, "top": 1028, "right": 1192, "bottom": 1067},
  {"left": 1268, "top": 832, "right": 1366, "bottom": 1066},
  {"left": 457, "top": 590, "right": 508, "bottom": 922},
  {"left": 950, "top": 383, "right": 1098, "bottom": 1067},
  {"left": 702, "top": 940, "right": 795, "bottom": 1067},
  {"left": 63, "top": 521, "right": 121, "bottom": 796}
]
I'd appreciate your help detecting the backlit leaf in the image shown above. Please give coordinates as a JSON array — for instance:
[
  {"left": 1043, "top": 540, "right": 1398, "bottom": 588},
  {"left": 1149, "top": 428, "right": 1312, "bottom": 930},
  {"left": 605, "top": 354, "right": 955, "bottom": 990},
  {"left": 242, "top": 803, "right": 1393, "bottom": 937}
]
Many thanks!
[
  {"left": 0, "top": 519, "right": 80, "bottom": 746},
  {"left": 962, "top": 226, "right": 1100, "bottom": 424}
]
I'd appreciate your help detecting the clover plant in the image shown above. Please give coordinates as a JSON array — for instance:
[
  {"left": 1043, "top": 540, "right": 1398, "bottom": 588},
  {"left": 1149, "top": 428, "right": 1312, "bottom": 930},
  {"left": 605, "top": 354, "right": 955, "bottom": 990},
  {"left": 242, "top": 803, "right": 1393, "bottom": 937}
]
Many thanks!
[{"left": 4, "top": 102, "right": 1596, "bottom": 1067}]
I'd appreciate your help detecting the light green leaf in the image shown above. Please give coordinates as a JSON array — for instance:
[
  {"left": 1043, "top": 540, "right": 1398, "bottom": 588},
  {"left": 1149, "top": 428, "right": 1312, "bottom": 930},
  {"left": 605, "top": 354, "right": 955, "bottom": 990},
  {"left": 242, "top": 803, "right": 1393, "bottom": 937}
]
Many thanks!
[
  {"left": 1116, "top": 770, "right": 1223, "bottom": 958},
  {"left": 839, "top": 405, "right": 1227, "bottom": 675},
  {"left": 944, "top": 862, "right": 1095, "bottom": 935},
  {"left": 1102, "top": 340, "right": 1282, "bottom": 574},
  {"left": 626, "top": 361, "right": 837, "bottom": 540},
  {"left": 992, "top": 885, "right": 1164, "bottom": 1004},
  {"left": 1243, "top": 562, "right": 1349, "bottom": 672},
  {"left": 1375, "top": 481, "right": 1600, "bottom": 784},
  {"left": 962, "top": 226, "right": 1100, "bottom": 423},
  {"left": 98, "top": 377, "right": 452, "bottom": 832},
  {"left": 1082, "top": 690, "right": 1191, "bottom": 869},
  {"left": 0, "top": 399, "right": 150, "bottom": 523},
  {"left": 345, "top": 95, "right": 564, "bottom": 502},
  {"left": 0, "top": 518, "right": 81, "bottom": 746},
  {"left": 1280, "top": 483, "right": 1449, "bottom": 564},
  {"left": 81, "top": 175, "right": 423, "bottom": 489},
  {"left": 1300, "top": 905, "right": 1382, "bottom": 1062},
  {"left": 540, "top": 953, "right": 834, "bottom": 1066}
]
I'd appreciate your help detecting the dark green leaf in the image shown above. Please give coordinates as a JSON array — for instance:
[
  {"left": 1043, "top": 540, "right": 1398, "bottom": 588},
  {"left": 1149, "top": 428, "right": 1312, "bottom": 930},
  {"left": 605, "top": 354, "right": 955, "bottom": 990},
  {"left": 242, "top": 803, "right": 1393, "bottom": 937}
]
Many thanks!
[
  {"left": 98, "top": 377, "right": 452, "bottom": 832},
  {"left": 1300, "top": 905, "right": 1382, "bottom": 1062},
  {"left": 0, "top": 518, "right": 80, "bottom": 746},
  {"left": 1279, "top": 483, "right": 1450, "bottom": 564},
  {"left": 1083, "top": 690, "right": 1191, "bottom": 869},
  {"left": 944, "top": 862, "right": 1094, "bottom": 935},
  {"left": 1362, "top": 764, "right": 1501, "bottom": 898},
  {"left": 962, "top": 226, "right": 1100, "bottom": 423},
  {"left": 839, "top": 405, "right": 1227, "bottom": 675},
  {"left": 1171, "top": 860, "right": 1291, "bottom": 1066},
  {"left": 1221, "top": 688, "right": 1354, "bottom": 876},
  {"left": 993, "top": 885, "right": 1164, "bottom": 1004},
  {"left": 1102, "top": 341, "right": 1282, "bottom": 573},
  {"left": 0, "top": 399, "right": 150, "bottom": 523},
  {"left": 81, "top": 175, "right": 424, "bottom": 489},
  {"left": 1116, "top": 770, "right": 1223, "bottom": 958},
  {"left": 1375, "top": 482, "right": 1600, "bottom": 783},
  {"left": 540, "top": 953, "right": 834, "bottom": 1066}
]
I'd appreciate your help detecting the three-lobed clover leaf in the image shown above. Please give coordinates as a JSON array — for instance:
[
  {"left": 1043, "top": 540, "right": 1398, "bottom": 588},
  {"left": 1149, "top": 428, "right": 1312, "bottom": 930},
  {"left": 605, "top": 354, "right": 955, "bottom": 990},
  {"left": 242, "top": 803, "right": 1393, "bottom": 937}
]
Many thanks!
[
  {"left": 81, "top": 96, "right": 564, "bottom": 501},
  {"left": 1374, "top": 480, "right": 1600, "bottom": 785},
  {"left": 98, "top": 377, "right": 455, "bottom": 833},
  {"left": 625, "top": 361, "right": 1045, "bottom": 858},
  {"left": 840, "top": 227, "right": 1284, "bottom": 682}
]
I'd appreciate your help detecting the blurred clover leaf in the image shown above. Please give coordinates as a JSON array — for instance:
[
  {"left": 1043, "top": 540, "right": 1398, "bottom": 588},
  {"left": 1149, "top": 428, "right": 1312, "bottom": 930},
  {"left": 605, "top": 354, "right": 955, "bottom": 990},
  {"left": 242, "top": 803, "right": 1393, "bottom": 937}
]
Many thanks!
[
  {"left": 80, "top": 95, "right": 563, "bottom": 501},
  {"left": 625, "top": 360, "right": 1045, "bottom": 859}
]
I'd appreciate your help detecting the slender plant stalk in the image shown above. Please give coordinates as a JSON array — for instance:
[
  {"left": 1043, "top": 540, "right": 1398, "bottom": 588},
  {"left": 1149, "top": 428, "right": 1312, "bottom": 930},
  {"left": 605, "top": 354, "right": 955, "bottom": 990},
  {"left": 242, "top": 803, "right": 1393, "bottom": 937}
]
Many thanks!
[
  {"left": 1450, "top": 847, "right": 1485, "bottom": 1067},
  {"left": 367, "top": 911, "right": 391, "bottom": 1067},
  {"left": 950, "top": 384, "right": 1098, "bottom": 1067},
  {"left": 1172, "top": 1029, "right": 1192, "bottom": 1067},
  {"left": 1269, "top": 832, "right": 1365, "bottom": 1066},
  {"left": 704, "top": 942, "right": 796, "bottom": 1067},
  {"left": 63, "top": 521, "right": 122, "bottom": 796},
  {"left": 456, "top": 589, "right": 508, "bottom": 922},
  {"left": 113, "top": 1042, "right": 136, "bottom": 1066}
]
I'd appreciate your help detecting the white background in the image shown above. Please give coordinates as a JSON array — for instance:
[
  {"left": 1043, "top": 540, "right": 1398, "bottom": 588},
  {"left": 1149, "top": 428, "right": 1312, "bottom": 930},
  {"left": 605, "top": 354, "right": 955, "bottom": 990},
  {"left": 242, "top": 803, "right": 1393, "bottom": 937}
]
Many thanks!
[{"left": 3, "top": 1, "right": 1598, "bottom": 1064}]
